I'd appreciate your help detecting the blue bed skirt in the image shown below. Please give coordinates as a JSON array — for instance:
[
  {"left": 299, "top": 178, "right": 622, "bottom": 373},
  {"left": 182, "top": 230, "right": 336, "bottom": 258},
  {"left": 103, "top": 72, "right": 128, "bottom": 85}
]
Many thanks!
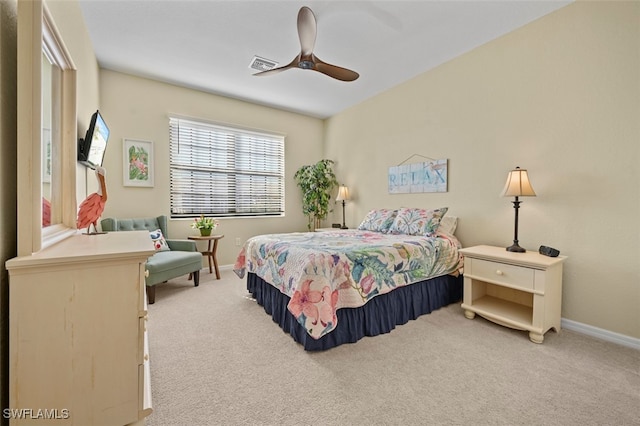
[{"left": 247, "top": 273, "right": 463, "bottom": 351}]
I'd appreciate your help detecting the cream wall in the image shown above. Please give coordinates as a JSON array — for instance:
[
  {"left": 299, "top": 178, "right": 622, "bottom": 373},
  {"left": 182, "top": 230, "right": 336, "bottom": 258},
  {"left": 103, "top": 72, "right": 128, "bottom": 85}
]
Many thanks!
[
  {"left": 98, "top": 70, "right": 324, "bottom": 266},
  {"left": 324, "top": 1, "right": 639, "bottom": 339}
]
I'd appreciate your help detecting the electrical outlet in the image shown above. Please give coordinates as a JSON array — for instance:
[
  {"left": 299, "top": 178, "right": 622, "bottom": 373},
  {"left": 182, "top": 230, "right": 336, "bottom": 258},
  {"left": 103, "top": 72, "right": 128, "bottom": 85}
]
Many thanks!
[{"left": 235, "top": 237, "right": 241, "bottom": 246}]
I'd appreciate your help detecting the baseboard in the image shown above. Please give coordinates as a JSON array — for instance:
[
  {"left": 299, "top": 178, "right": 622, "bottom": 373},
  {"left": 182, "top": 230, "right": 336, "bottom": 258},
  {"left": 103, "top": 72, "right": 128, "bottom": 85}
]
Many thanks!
[{"left": 561, "top": 318, "right": 640, "bottom": 350}]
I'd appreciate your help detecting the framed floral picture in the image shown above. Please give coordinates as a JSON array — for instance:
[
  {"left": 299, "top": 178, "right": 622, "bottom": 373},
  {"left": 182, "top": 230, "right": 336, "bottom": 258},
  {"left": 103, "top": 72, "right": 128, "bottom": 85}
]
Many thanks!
[{"left": 123, "top": 139, "right": 154, "bottom": 187}]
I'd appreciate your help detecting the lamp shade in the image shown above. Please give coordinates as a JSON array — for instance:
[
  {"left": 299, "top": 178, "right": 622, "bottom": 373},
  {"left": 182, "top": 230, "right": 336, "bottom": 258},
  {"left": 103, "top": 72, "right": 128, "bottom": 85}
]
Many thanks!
[
  {"left": 336, "top": 185, "right": 350, "bottom": 202},
  {"left": 501, "top": 167, "right": 536, "bottom": 197}
]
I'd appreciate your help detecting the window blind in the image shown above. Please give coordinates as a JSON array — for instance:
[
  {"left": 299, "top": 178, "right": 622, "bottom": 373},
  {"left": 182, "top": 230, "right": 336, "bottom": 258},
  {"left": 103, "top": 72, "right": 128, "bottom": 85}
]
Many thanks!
[{"left": 169, "top": 117, "right": 285, "bottom": 218}]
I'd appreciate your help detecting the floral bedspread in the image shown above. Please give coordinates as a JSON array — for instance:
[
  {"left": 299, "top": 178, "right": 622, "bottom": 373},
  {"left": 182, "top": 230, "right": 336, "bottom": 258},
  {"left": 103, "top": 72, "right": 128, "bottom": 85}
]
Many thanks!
[{"left": 233, "top": 230, "right": 463, "bottom": 340}]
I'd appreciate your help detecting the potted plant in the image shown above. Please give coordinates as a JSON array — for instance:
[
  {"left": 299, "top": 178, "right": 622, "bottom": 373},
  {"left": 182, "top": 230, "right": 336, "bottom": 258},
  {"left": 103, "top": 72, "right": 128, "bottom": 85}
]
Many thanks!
[
  {"left": 294, "top": 159, "right": 338, "bottom": 230},
  {"left": 190, "top": 214, "right": 219, "bottom": 236}
]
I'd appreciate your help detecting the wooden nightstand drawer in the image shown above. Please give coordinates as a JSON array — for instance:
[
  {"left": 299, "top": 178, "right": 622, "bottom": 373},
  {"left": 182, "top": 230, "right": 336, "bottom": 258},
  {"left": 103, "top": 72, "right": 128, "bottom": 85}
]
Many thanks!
[{"left": 469, "top": 258, "right": 534, "bottom": 291}]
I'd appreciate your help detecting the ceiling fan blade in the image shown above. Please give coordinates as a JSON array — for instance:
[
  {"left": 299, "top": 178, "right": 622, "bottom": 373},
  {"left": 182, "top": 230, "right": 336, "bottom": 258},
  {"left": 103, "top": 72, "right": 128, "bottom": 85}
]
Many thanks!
[
  {"left": 297, "top": 6, "right": 316, "bottom": 56},
  {"left": 313, "top": 56, "right": 359, "bottom": 82},
  {"left": 253, "top": 57, "right": 298, "bottom": 77}
]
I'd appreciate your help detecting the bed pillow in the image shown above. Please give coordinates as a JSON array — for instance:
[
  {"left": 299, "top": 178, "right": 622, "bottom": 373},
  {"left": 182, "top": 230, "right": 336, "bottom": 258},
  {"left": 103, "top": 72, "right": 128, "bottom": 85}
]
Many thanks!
[
  {"left": 150, "top": 229, "right": 171, "bottom": 251},
  {"left": 438, "top": 215, "right": 458, "bottom": 235},
  {"left": 357, "top": 209, "right": 398, "bottom": 233},
  {"left": 388, "top": 207, "right": 448, "bottom": 236}
]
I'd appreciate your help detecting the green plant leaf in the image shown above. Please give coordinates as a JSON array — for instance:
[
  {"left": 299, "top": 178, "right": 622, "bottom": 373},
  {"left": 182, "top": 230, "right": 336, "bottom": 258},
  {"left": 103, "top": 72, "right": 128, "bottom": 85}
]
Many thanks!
[{"left": 294, "top": 159, "right": 338, "bottom": 229}]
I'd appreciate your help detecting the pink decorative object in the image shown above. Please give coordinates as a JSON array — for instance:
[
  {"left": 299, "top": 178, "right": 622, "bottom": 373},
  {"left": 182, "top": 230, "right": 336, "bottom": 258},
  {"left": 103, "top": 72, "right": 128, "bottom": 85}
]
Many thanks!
[
  {"left": 77, "top": 167, "right": 107, "bottom": 234},
  {"left": 42, "top": 197, "right": 51, "bottom": 227}
]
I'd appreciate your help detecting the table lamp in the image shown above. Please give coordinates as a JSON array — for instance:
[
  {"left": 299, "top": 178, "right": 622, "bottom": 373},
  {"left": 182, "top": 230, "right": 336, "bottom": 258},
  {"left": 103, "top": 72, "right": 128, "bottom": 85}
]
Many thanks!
[
  {"left": 336, "top": 185, "right": 350, "bottom": 229},
  {"left": 502, "top": 167, "right": 536, "bottom": 252}
]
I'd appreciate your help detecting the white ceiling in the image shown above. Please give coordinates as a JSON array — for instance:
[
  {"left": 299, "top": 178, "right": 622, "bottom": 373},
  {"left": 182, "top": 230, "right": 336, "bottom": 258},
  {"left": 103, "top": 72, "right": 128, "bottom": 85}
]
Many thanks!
[{"left": 78, "top": 0, "right": 572, "bottom": 119}]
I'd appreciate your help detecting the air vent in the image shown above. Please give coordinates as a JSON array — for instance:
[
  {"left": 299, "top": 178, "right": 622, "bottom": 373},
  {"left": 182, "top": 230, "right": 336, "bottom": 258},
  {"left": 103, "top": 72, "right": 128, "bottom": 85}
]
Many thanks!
[{"left": 249, "top": 56, "right": 278, "bottom": 71}]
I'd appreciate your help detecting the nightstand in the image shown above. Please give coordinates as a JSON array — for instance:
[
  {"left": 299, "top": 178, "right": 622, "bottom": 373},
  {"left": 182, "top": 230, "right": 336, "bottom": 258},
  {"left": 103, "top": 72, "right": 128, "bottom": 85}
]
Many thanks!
[{"left": 459, "top": 245, "right": 567, "bottom": 343}]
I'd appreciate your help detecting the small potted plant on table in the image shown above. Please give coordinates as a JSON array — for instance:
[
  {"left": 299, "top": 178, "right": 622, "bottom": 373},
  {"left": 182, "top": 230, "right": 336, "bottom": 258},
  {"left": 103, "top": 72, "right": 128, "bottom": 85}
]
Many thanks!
[{"left": 191, "top": 215, "right": 219, "bottom": 236}]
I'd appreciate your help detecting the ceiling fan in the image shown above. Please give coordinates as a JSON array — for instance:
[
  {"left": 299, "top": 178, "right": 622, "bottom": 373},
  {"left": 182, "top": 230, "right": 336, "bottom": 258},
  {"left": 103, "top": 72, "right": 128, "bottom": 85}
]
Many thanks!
[{"left": 253, "top": 6, "right": 359, "bottom": 82}]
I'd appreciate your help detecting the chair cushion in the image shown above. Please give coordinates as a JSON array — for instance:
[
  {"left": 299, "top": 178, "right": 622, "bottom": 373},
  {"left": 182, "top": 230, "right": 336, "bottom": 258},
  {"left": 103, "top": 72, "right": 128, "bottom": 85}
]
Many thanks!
[{"left": 146, "top": 251, "right": 202, "bottom": 274}]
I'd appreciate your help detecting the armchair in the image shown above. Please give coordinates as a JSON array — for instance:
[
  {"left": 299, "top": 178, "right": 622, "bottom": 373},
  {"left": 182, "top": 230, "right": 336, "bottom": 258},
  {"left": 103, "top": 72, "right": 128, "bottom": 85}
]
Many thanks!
[{"left": 101, "top": 215, "right": 202, "bottom": 304}]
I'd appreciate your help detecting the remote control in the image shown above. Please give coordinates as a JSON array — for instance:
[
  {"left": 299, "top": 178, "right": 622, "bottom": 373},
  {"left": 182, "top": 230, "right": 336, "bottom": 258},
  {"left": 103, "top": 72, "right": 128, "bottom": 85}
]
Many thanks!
[{"left": 539, "top": 245, "right": 560, "bottom": 257}]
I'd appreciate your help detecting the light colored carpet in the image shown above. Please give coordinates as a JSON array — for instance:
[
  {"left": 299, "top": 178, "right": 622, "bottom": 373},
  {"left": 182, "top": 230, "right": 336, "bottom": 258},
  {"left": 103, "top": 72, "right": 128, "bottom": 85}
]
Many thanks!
[{"left": 145, "top": 269, "right": 639, "bottom": 426}]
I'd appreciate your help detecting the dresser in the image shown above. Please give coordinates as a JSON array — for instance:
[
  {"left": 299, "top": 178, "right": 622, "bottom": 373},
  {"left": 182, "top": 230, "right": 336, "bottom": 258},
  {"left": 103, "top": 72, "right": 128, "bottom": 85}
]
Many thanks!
[
  {"left": 6, "top": 231, "right": 155, "bottom": 425},
  {"left": 460, "top": 245, "right": 567, "bottom": 343}
]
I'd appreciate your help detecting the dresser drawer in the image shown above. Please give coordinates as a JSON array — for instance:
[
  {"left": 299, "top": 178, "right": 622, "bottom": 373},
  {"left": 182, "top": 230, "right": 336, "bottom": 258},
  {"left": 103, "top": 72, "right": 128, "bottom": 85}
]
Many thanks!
[{"left": 469, "top": 258, "right": 535, "bottom": 291}]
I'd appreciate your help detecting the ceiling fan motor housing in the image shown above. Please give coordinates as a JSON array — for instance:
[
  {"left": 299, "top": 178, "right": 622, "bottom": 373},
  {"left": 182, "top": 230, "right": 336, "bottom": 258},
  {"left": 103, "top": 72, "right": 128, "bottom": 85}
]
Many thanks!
[{"left": 298, "top": 60, "right": 314, "bottom": 69}]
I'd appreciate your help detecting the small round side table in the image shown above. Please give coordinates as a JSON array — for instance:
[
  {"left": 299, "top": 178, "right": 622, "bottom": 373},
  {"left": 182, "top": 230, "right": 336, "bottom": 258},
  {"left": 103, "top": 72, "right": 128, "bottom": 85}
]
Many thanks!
[{"left": 188, "top": 234, "right": 224, "bottom": 279}]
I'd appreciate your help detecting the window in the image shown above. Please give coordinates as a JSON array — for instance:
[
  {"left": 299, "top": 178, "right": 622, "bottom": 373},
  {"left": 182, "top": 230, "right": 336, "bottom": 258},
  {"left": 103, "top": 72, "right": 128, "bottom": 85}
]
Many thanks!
[{"left": 169, "top": 117, "right": 285, "bottom": 218}]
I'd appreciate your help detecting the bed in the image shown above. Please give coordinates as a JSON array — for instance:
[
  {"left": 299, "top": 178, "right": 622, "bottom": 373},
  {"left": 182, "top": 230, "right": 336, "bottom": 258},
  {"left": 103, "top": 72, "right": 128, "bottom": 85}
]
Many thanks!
[{"left": 233, "top": 208, "right": 464, "bottom": 350}]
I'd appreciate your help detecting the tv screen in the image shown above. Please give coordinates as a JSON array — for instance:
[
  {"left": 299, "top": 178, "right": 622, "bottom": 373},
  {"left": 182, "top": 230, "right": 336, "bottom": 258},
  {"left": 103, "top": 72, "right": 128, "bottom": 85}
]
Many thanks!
[{"left": 78, "top": 110, "right": 110, "bottom": 169}]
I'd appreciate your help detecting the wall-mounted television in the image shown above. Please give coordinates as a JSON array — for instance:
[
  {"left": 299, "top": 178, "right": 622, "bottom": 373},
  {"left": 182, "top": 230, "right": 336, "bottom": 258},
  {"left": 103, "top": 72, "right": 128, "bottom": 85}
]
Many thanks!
[{"left": 78, "top": 110, "right": 110, "bottom": 169}]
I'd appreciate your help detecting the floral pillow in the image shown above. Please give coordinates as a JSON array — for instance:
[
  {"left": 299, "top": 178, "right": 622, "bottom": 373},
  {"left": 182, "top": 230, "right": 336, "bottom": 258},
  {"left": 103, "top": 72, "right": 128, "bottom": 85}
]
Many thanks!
[
  {"left": 388, "top": 207, "right": 449, "bottom": 236},
  {"left": 150, "top": 229, "right": 170, "bottom": 251},
  {"left": 357, "top": 209, "right": 398, "bottom": 233},
  {"left": 438, "top": 215, "right": 458, "bottom": 235}
]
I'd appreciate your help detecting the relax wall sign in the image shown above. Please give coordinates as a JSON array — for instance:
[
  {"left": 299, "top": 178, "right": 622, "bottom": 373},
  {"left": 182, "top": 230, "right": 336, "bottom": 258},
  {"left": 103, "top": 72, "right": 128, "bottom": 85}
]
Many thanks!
[{"left": 388, "top": 159, "right": 448, "bottom": 193}]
